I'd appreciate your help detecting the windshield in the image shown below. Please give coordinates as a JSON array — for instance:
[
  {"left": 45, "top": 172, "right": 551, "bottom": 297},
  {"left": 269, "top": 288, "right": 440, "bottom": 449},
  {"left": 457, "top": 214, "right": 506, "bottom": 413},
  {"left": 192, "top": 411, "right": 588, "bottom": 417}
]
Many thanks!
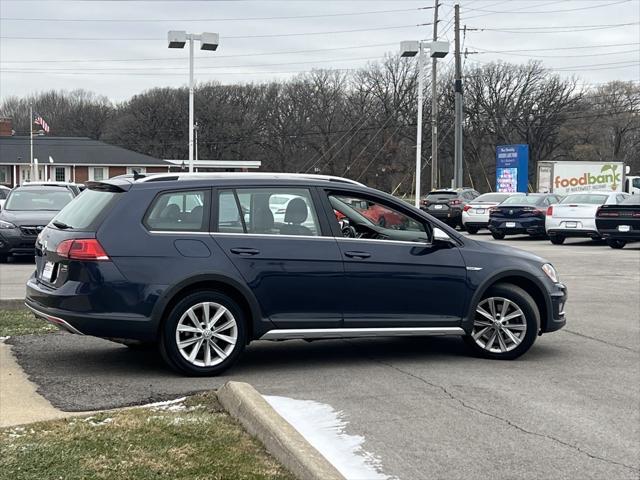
[
  {"left": 561, "top": 194, "right": 608, "bottom": 205},
  {"left": 4, "top": 188, "right": 74, "bottom": 211},
  {"left": 501, "top": 195, "right": 541, "bottom": 205},
  {"left": 621, "top": 196, "right": 640, "bottom": 205},
  {"left": 426, "top": 191, "right": 457, "bottom": 200},
  {"left": 474, "top": 193, "right": 512, "bottom": 203},
  {"left": 52, "top": 189, "right": 119, "bottom": 229}
]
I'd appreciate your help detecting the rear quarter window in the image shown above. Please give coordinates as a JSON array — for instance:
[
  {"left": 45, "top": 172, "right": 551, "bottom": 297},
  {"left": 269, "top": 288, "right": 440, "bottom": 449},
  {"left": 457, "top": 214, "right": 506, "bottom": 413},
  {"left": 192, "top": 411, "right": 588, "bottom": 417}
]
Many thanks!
[
  {"left": 144, "top": 189, "right": 210, "bottom": 232},
  {"left": 52, "top": 189, "right": 120, "bottom": 230}
]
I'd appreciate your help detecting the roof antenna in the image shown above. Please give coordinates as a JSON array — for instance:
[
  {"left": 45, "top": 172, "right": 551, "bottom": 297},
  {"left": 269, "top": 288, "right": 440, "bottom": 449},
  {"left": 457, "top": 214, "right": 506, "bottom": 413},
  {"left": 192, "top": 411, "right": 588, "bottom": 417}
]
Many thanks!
[{"left": 132, "top": 169, "right": 146, "bottom": 181}]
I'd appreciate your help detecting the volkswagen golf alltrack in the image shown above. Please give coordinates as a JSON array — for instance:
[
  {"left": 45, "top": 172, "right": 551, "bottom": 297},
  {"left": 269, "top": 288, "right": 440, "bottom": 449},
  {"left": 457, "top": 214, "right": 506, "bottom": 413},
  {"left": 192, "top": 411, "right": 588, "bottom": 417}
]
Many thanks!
[{"left": 26, "top": 173, "right": 567, "bottom": 376}]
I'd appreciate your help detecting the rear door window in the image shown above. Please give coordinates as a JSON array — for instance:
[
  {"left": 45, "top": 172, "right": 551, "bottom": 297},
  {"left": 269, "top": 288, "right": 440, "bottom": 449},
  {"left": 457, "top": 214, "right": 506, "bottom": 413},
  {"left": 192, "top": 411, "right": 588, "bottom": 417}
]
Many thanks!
[
  {"left": 215, "top": 188, "right": 320, "bottom": 236},
  {"left": 144, "top": 190, "right": 209, "bottom": 232}
]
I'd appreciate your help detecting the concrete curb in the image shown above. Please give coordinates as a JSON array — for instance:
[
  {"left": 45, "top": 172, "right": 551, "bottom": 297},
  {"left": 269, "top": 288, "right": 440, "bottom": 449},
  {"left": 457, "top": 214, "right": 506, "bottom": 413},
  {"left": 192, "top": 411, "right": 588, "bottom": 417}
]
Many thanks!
[
  {"left": 218, "top": 381, "right": 345, "bottom": 480},
  {"left": 0, "top": 299, "right": 25, "bottom": 310}
]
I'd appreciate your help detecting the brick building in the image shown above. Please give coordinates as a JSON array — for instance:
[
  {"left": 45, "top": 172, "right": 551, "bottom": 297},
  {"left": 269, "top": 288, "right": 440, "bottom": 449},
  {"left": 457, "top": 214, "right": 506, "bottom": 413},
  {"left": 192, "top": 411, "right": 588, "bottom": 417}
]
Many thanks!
[{"left": 0, "top": 118, "right": 169, "bottom": 187}]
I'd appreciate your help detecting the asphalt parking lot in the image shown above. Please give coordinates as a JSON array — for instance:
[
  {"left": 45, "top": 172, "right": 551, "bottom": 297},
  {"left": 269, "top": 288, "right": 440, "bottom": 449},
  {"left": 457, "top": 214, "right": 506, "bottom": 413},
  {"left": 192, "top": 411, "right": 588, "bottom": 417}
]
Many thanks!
[{"left": 4, "top": 234, "right": 640, "bottom": 480}]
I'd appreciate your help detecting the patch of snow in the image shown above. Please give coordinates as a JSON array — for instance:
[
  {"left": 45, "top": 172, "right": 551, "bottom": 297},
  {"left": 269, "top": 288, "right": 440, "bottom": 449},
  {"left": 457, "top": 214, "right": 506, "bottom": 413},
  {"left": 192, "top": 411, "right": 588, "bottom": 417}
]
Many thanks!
[
  {"left": 0, "top": 336, "right": 10, "bottom": 341},
  {"left": 144, "top": 397, "right": 187, "bottom": 411},
  {"left": 264, "top": 395, "right": 392, "bottom": 480},
  {"left": 82, "top": 416, "right": 113, "bottom": 427}
]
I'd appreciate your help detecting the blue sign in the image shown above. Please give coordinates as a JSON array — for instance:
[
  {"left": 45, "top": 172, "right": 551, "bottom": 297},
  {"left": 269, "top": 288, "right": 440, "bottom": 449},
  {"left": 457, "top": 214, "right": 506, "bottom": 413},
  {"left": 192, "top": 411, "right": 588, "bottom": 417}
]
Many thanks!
[{"left": 496, "top": 144, "right": 529, "bottom": 193}]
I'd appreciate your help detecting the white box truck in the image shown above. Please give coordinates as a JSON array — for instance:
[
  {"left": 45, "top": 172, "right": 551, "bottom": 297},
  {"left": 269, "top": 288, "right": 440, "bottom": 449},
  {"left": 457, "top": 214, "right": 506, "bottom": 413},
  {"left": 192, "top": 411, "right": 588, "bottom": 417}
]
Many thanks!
[{"left": 537, "top": 161, "right": 627, "bottom": 194}]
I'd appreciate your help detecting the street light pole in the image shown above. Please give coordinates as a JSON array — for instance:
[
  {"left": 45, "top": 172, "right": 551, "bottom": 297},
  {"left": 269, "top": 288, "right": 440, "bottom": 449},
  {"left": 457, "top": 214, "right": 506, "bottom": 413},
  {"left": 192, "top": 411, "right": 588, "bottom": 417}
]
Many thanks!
[
  {"left": 414, "top": 43, "right": 424, "bottom": 208},
  {"left": 188, "top": 35, "right": 195, "bottom": 173},
  {"left": 168, "top": 30, "right": 219, "bottom": 174},
  {"left": 430, "top": 0, "right": 440, "bottom": 191}
]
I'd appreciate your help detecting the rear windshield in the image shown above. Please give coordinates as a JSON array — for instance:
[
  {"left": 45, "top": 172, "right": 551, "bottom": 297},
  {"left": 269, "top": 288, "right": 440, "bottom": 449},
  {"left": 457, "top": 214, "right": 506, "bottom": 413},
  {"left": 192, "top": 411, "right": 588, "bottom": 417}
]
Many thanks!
[
  {"left": 560, "top": 194, "right": 608, "bottom": 205},
  {"left": 51, "top": 189, "right": 120, "bottom": 230},
  {"left": 474, "top": 193, "right": 511, "bottom": 203},
  {"left": 426, "top": 191, "right": 458, "bottom": 199},
  {"left": 4, "top": 188, "right": 74, "bottom": 211},
  {"left": 501, "top": 195, "right": 541, "bottom": 205}
]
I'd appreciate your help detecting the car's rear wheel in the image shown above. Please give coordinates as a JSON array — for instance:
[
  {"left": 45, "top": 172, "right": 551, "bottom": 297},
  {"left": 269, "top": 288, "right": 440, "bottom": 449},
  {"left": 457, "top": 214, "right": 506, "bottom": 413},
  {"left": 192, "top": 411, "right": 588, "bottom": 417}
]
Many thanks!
[
  {"left": 549, "top": 235, "right": 565, "bottom": 245},
  {"left": 466, "top": 226, "right": 478, "bottom": 235},
  {"left": 160, "top": 291, "right": 246, "bottom": 376},
  {"left": 607, "top": 239, "right": 626, "bottom": 249},
  {"left": 0, "top": 254, "right": 7, "bottom": 263},
  {"left": 491, "top": 231, "right": 506, "bottom": 240},
  {"left": 464, "top": 283, "right": 539, "bottom": 360}
]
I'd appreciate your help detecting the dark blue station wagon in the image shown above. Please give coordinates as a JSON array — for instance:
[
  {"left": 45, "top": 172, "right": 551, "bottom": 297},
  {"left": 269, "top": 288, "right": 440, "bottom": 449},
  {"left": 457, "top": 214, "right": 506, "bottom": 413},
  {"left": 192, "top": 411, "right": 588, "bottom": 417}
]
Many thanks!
[{"left": 26, "top": 174, "right": 567, "bottom": 375}]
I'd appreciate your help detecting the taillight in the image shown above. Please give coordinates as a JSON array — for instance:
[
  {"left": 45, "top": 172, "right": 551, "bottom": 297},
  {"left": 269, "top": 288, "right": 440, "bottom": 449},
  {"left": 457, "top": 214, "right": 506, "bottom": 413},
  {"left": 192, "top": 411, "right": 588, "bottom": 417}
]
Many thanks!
[
  {"left": 536, "top": 209, "right": 546, "bottom": 217},
  {"left": 546, "top": 206, "right": 553, "bottom": 216},
  {"left": 463, "top": 205, "right": 472, "bottom": 212},
  {"left": 56, "top": 239, "right": 110, "bottom": 261},
  {"left": 598, "top": 211, "right": 620, "bottom": 217},
  {"left": 633, "top": 212, "right": 640, "bottom": 217},
  {"left": 450, "top": 199, "right": 462, "bottom": 206}
]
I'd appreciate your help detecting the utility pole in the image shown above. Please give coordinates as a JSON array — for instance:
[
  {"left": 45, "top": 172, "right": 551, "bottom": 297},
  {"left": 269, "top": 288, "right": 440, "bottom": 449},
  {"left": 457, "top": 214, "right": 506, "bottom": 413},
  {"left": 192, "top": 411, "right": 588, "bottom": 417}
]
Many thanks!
[
  {"left": 453, "top": 3, "right": 464, "bottom": 188},
  {"left": 414, "top": 43, "right": 424, "bottom": 208},
  {"left": 430, "top": 0, "right": 440, "bottom": 191}
]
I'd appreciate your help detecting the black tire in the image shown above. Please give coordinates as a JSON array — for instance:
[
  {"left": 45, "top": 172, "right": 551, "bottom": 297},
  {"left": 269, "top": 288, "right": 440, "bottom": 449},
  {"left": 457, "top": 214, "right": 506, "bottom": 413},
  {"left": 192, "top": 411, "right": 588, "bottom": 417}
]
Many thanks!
[
  {"left": 0, "top": 254, "right": 7, "bottom": 263},
  {"left": 159, "top": 290, "right": 247, "bottom": 376},
  {"left": 607, "top": 239, "right": 626, "bottom": 249},
  {"left": 466, "top": 226, "right": 479, "bottom": 235},
  {"left": 491, "top": 231, "right": 506, "bottom": 240},
  {"left": 549, "top": 235, "right": 565, "bottom": 245},
  {"left": 464, "top": 283, "right": 540, "bottom": 360}
]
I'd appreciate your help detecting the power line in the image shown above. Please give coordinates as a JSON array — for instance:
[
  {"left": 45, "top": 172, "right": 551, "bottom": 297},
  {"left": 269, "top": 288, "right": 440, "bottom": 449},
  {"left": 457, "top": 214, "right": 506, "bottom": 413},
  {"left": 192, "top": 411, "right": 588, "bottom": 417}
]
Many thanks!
[
  {"left": 470, "top": 22, "right": 639, "bottom": 34},
  {"left": 0, "top": 6, "right": 431, "bottom": 22},
  {"left": 473, "top": 47, "right": 639, "bottom": 59},
  {"left": 0, "top": 42, "right": 399, "bottom": 64},
  {"left": 0, "top": 23, "right": 427, "bottom": 41},
  {"left": 454, "top": 0, "right": 631, "bottom": 14},
  {"left": 469, "top": 42, "right": 640, "bottom": 54}
]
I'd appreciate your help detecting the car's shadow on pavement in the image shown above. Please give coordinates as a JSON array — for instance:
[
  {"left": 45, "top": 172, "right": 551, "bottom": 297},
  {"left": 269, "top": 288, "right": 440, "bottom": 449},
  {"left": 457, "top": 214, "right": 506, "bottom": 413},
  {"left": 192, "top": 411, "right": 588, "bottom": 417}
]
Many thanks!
[{"left": 8, "top": 331, "right": 566, "bottom": 411}]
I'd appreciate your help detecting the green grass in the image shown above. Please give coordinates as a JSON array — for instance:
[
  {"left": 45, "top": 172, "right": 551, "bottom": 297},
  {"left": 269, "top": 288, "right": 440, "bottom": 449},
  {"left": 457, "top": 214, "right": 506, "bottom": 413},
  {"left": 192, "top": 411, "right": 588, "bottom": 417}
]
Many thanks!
[
  {"left": 0, "top": 392, "right": 295, "bottom": 480},
  {"left": 0, "top": 309, "right": 57, "bottom": 336}
]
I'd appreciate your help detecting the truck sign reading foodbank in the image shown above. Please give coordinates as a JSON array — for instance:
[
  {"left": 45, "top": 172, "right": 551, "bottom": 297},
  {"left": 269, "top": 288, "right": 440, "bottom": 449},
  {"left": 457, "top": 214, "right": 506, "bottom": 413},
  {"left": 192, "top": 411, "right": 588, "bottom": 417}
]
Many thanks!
[{"left": 554, "top": 163, "right": 622, "bottom": 193}]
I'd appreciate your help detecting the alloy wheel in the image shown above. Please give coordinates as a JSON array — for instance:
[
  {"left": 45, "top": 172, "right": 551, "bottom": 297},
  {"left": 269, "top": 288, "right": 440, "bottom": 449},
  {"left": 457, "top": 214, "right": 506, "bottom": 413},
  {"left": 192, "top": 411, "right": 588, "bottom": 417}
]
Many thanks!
[
  {"left": 175, "top": 302, "right": 238, "bottom": 367},
  {"left": 472, "top": 297, "right": 527, "bottom": 353}
]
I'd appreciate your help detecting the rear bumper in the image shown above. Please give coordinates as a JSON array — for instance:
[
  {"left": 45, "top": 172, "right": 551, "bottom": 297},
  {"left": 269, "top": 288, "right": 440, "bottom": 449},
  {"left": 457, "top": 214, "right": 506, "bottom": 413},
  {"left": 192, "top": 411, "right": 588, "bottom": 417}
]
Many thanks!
[
  {"left": 488, "top": 218, "right": 545, "bottom": 236},
  {"left": 25, "top": 274, "right": 159, "bottom": 341},
  {"left": 547, "top": 229, "right": 600, "bottom": 238},
  {"left": 598, "top": 229, "right": 640, "bottom": 241},
  {"left": 423, "top": 208, "right": 462, "bottom": 222}
]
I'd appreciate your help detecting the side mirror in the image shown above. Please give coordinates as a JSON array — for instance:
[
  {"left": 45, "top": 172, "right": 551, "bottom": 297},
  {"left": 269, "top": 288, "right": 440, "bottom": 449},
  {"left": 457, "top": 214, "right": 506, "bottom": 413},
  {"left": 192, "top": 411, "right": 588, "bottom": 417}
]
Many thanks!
[{"left": 432, "top": 227, "right": 456, "bottom": 247}]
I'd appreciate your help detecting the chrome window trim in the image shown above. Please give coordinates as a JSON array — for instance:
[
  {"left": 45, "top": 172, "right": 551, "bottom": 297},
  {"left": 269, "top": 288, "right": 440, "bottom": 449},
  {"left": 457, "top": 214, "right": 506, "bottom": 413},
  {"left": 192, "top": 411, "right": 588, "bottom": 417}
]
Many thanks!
[
  {"left": 260, "top": 327, "right": 465, "bottom": 340},
  {"left": 149, "top": 230, "right": 212, "bottom": 235},
  {"left": 211, "top": 232, "right": 336, "bottom": 241},
  {"left": 337, "top": 237, "right": 432, "bottom": 247}
]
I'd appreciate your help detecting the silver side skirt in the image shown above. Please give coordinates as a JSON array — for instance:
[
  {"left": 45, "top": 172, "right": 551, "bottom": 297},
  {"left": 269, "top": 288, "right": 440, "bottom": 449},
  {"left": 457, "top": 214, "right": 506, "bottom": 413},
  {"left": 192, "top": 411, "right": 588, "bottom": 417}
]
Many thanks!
[
  {"left": 259, "top": 327, "right": 466, "bottom": 341},
  {"left": 25, "top": 303, "right": 84, "bottom": 335}
]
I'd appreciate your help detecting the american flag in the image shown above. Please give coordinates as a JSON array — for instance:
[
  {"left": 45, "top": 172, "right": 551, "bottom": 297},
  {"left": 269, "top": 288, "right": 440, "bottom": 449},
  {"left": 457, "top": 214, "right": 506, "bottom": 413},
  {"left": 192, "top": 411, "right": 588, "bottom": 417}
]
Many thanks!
[{"left": 34, "top": 113, "right": 50, "bottom": 133}]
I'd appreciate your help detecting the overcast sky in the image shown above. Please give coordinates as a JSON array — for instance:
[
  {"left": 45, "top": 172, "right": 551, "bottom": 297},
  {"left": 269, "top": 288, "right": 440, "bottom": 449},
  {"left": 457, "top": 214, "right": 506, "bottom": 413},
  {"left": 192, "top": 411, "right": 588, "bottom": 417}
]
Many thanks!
[{"left": 1, "top": 0, "right": 638, "bottom": 101}]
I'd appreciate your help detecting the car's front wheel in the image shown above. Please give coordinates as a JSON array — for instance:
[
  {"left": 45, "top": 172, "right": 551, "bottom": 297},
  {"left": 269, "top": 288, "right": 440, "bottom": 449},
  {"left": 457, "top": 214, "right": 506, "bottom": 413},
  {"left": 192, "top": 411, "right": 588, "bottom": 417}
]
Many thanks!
[
  {"left": 466, "top": 226, "right": 478, "bottom": 235},
  {"left": 607, "top": 239, "right": 626, "bottom": 249},
  {"left": 160, "top": 291, "right": 246, "bottom": 376},
  {"left": 464, "top": 283, "right": 539, "bottom": 360}
]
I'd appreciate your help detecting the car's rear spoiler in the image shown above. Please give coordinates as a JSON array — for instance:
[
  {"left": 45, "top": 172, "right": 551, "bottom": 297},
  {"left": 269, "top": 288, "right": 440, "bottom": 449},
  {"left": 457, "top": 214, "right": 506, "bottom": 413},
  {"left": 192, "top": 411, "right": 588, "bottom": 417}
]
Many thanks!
[{"left": 85, "top": 179, "right": 132, "bottom": 193}]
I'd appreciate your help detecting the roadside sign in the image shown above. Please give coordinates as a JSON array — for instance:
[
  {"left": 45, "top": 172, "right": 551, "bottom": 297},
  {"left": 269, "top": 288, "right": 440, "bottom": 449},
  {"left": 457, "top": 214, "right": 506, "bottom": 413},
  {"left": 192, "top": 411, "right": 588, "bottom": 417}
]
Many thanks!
[{"left": 496, "top": 145, "right": 529, "bottom": 193}]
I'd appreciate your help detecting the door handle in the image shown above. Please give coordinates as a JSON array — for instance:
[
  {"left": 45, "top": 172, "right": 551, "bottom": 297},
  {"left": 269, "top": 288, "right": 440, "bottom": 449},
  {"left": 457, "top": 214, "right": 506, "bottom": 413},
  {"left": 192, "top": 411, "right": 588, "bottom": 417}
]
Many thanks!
[
  {"left": 230, "top": 247, "right": 260, "bottom": 256},
  {"left": 344, "top": 251, "right": 371, "bottom": 259}
]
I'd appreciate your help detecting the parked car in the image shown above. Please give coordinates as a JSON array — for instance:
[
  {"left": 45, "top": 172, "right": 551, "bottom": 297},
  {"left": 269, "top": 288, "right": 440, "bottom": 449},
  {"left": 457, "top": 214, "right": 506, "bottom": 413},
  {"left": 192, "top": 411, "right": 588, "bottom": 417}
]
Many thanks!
[
  {"left": 595, "top": 195, "right": 640, "bottom": 249},
  {"left": 488, "top": 194, "right": 562, "bottom": 240},
  {"left": 26, "top": 173, "right": 567, "bottom": 376},
  {"left": 0, "top": 185, "right": 10, "bottom": 210},
  {"left": 546, "top": 191, "right": 629, "bottom": 245},
  {"left": 0, "top": 184, "right": 78, "bottom": 262},
  {"left": 420, "top": 188, "right": 480, "bottom": 228},
  {"left": 462, "top": 192, "right": 516, "bottom": 234},
  {"left": 23, "top": 181, "right": 84, "bottom": 196}
]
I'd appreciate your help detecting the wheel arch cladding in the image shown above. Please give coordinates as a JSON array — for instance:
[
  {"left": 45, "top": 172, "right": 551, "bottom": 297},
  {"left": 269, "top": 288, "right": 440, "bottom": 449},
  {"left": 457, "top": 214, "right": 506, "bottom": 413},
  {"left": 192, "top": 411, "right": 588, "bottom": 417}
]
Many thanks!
[
  {"left": 466, "top": 272, "right": 550, "bottom": 333},
  {"left": 155, "top": 276, "right": 262, "bottom": 342}
]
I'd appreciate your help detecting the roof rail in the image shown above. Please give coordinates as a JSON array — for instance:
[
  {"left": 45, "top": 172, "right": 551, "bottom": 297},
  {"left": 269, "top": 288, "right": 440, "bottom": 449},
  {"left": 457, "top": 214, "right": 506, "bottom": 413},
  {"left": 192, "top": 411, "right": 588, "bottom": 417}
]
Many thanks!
[{"left": 136, "top": 172, "right": 364, "bottom": 186}]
